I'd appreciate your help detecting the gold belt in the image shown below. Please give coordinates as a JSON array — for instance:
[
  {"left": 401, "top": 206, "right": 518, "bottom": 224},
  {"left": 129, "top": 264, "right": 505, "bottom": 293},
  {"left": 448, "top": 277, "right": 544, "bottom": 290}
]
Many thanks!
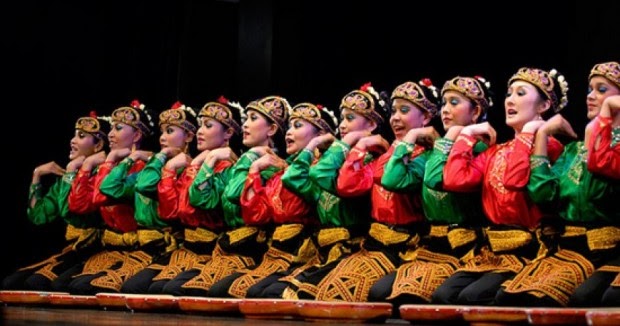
[
  {"left": 428, "top": 225, "right": 477, "bottom": 249},
  {"left": 486, "top": 228, "right": 532, "bottom": 252},
  {"left": 369, "top": 223, "right": 414, "bottom": 246},
  {"left": 272, "top": 224, "right": 304, "bottom": 242},
  {"left": 102, "top": 229, "right": 138, "bottom": 247},
  {"left": 65, "top": 225, "right": 97, "bottom": 241},
  {"left": 226, "top": 226, "right": 265, "bottom": 245},
  {"left": 317, "top": 228, "right": 350, "bottom": 247},
  {"left": 185, "top": 227, "right": 219, "bottom": 243},
  {"left": 563, "top": 226, "right": 620, "bottom": 251}
]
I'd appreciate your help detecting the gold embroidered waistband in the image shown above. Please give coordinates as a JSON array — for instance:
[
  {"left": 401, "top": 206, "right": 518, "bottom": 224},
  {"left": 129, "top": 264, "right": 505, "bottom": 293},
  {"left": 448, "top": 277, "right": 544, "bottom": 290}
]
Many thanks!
[
  {"left": 369, "top": 223, "right": 411, "bottom": 246},
  {"left": 65, "top": 225, "right": 97, "bottom": 241},
  {"left": 587, "top": 226, "right": 620, "bottom": 251},
  {"left": 317, "top": 228, "right": 350, "bottom": 247},
  {"left": 185, "top": 228, "right": 219, "bottom": 243},
  {"left": 563, "top": 226, "right": 620, "bottom": 251},
  {"left": 137, "top": 229, "right": 178, "bottom": 252},
  {"left": 102, "top": 229, "right": 138, "bottom": 247},
  {"left": 448, "top": 228, "right": 477, "bottom": 249},
  {"left": 272, "top": 224, "right": 304, "bottom": 242},
  {"left": 486, "top": 228, "right": 532, "bottom": 253},
  {"left": 429, "top": 225, "right": 449, "bottom": 237},
  {"left": 428, "top": 225, "right": 476, "bottom": 249},
  {"left": 227, "top": 226, "right": 259, "bottom": 245}
]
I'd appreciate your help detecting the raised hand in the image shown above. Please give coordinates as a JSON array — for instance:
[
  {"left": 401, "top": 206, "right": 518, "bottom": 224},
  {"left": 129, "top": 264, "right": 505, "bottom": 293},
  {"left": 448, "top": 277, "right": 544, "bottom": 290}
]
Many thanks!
[
  {"left": 249, "top": 154, "right": 288, "bottom": 173},
  {"left": 462, "top": 122, "right": 497, "bottom": 147},
  {"left": 129, "top": 150, "right": 153, "bottom": 162},
  {"left": 306, "top": 133, "right": 336, "bottom": 151},
  {"left": 539, "top": 114, "right": 578, "bottom": 139},
  {"left": 166, "top": 153, "right": 192, "bottom": 170},
  {"left": 106, "top": 148, "right": 131, "bottom": 163},
  {"left": 357, "top": 134, "right": 390, "bottom": 154},
  {"left": 191, "top": 149, "right": 211, "bottom": 167},
  {"left": 84, "top": 151, "right": 108, "bottom": 170},
  {"left": 205, "top": 147, "right": 238, "bottom": 168},
  {"left": 341, "top": 130, "right": 372, "bottom": 147},
  {"left": 160, "top": 147, "right": 183, "bottom": 159},
  {"left": 403, "top": 126, "right": 440, "bottom": 146},
  {"left": 66, "top": 156, "right": 86, "bottom": 172},
  {"left": 249, "top": 145, "right": 274, "bottom": 157},
  {"left": 34, "top": 161, "right": 65, "bottom": 177}
]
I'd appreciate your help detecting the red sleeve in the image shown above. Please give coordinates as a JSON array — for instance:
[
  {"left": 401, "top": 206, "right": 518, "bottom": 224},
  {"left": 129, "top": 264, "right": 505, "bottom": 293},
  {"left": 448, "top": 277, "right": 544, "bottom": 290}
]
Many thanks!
[
  {"left": 92, "top": 162, "right": 115, "bottom": 206},
  {"left": 443, "top": 134, "right": 487, "bottom": 192},
  {"left": 240, "top": 171, "right": 271, "bottom": 225},
  {"left": 157, "top": 167, "right": 179, "bottom": 219},
  {"left": 336, "top": 147, "right": 376, "bottom": 197},
  {"left": 587, "top": 117, "right": 620, "bottom": 179},
  {"left": 502, "top": 133, "right": 535, "bottom": 190},
  {"left": 68, "top": 167, "right": 98, "bottom": 214}
]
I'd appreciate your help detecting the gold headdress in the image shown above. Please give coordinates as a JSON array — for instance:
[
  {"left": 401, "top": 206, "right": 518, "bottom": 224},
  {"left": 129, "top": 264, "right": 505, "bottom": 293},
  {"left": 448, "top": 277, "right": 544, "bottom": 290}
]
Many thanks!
[
  {"left": 75, "top": 110, "right": 107, "bottom": 141},
  {"left": 246, "top": 95, "right": 290, "bottom": 132},
  {"left": 199, "top": 96, "right": 244, "bottom": 134},
  {"left": 392, "top": 79, "right": 441, "bottom": 116},
  {"left": 110, "top": 99, "right": 155, "bottom": 136},
  {"left": 289, "top": 103, "right": 338, "bottom": 135},
  {"left": 589, "top": 61, "right": 620, "bottom": 89},
  {"left": 508, "top": 67, "right": 569, "bottom": 112},
  {"left": 442, "top": 76, "right": 493, "bottom": 112},
  {"left": 159, "top": 101, "right": 197, "bottom": 133},
  {"left": 340, "top": 82, "right": 385, "bottom": 123}
]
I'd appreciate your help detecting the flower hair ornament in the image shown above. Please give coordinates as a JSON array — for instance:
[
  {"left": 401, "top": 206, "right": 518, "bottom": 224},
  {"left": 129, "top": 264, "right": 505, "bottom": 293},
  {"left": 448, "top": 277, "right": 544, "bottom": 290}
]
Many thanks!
[
  {"left": 508, "top": 67, "right": 569, "bottom": 112},
  {"left": 589, "top": 61, "right": 620, "bottom": 89},
  {"left": 75, "top": 110, "right": 108, "bottom": 141},
  {"left": 110, "top": 99, "right": 156, "bottom": 136},
  {"left": 159, "top": 101, "right": 197, "bottom": 133},
  {"left": 289, "top": 102, "right": 339, "bottom": 135},
  {"left": 442, "top": 75, "right": 494, "bottom": 117},
  {"left": 245, "top": 95, "right": 291, "bottom": 132},
  {"left": 340, "top": 82, "right": 386, "bottom": 123},
  {"left": 198, "top": 95, "right": 245, "bottom": 134},
  {"left": 391, "top": 78, "right": 441, "bottom": 117}
]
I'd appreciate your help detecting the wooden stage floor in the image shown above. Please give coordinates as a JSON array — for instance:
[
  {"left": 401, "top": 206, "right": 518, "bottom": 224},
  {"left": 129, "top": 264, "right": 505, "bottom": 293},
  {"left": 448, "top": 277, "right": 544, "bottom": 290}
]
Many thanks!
[{"left": 1, "top": 306, "right": 410, "bottom": 326}]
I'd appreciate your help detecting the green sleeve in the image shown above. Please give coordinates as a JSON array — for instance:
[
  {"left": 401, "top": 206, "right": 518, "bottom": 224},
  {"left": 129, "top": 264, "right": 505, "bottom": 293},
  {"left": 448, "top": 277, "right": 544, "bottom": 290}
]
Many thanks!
[
  {"left": 281, "top": 149, "right": 320, "bottom": 204},
  {"left": 423, "top": 138, "right": 453, "bottom": 190},
  {"left": 189, "top": 164, "right": 226, "bottom": 210},
  {"left": 223, "top": 151, "right": 260, "bottom": 205},
  {"left": 309, "top": 140, "right": 350, "bottom": 194},
  {"left": 527, "top": 144, "right": 576, "bottom": 205},
  {"left": 26, "top": 172, "right": 74, "bottom": 225},
  {"left": 382, "top": 142, "right": 428, "bottom": 192},
  {"left": 135, "top": 153, "right": 166, "bottom": 198},
  {"left": 99, "top": 158, "right": 139, "bottom": 201}
]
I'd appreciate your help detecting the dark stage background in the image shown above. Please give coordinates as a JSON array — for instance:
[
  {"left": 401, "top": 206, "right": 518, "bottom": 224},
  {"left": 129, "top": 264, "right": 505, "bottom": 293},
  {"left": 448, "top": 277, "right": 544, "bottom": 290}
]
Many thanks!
[{"left": 1, "top": 0, "right": 618, "bottom": 279}]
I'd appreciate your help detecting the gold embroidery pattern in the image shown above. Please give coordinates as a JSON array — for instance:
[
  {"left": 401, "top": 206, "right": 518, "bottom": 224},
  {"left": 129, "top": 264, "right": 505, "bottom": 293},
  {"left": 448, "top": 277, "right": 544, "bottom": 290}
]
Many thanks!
[
  {"left": 489, "top": 142, "right": 512, "bottom": 195},
  {"left": 567, "top": 144, "right": 587, "bottom": 185},
  {"left": 28, "top": 245, "right": 75, "bottom": 281},
  {"left": 77, "top": 250, "right": 126, "bottom": 276},
  {"left": 426, "top": 188, "right": 448, "bottom": 201},
  {"left": 318, "top": 192, "right": 340, "bottom": 213},
  {"left": 486, "top": 229, "right": 533, "bottom": 253},
  {"left": 317, "top": 228, "right": 351, "bottom": 247},
  {"left": 389, "top": 248, "right": 460, "bottom": 302},
  {"left": 228, "top": 247, "right": 295, "bottom": 298},
  {"left": 315, "top": 248, "right": 395, "bottom": 302},
  {"left": 152, "top": 248, "right": 210, "bottom": 281},
  {"left": 182, "top": 244, "right": 255, "bottom": 291},
  {"left": 460, "top": 246, "right": 526, "bottom": 274},
  {"left": 90, "top": 250, "right": 153, "bottom": 291},
  {"left": 503, "top": 249, "right": 594, "bottom": 306}
]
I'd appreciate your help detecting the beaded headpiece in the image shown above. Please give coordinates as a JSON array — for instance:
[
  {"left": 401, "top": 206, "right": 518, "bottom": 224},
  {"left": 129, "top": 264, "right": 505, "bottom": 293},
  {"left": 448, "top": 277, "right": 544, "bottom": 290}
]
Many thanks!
[
  {"left": 110, "top": 99, "right": 156, "bottom": 136},
  {"left": 508, "top": 67, "right": 569, "bottom": 112},
  {"left": 392, "top": 79, "right": 441, "bottom": 117},
  {"left": 289, "top": 103, "right": 338, "bottom": 135},
  {"left": 442, "top": 76, "right": 493, "bottom": 113},
  {"left": 159, "top": 101, "right": 197, "bottom": 133},
  {"left": 246, "top": 95, "right": 290, "bottom": 132},
  {"left": 340, "top": 82, "right": 386, "bottom": 123},
  {"left": 199, "top": 96, "right": 244, "bottom": 135},
  {"left": 589, "top": 61, "right": 620, "bottom": 89},
  {"left": 75, "top": 110, "right": 107, "bottom": 141}
]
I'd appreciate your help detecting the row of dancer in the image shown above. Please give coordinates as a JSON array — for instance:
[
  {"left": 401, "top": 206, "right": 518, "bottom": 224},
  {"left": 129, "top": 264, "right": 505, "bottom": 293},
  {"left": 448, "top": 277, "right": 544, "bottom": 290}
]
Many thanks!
[{"left": 3, "top": 61, "right": 619, "bottom": 308}]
